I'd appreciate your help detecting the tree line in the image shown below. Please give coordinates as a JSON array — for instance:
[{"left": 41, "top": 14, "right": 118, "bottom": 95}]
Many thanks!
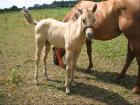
[{"left": 0, "top": 0, "right": 102, "bottom": 13}]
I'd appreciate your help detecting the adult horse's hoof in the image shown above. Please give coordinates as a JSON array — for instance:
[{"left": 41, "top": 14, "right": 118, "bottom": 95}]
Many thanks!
[
  {"left": 115, "top": 75, "right": 125, "bottom": 83},
  {"left": 60, "top": 64, "right": 66, "bottom": 69},
  {"left": 86, "top": 69, "right": 92, "bottom": 73},
  {"left": 86, "top": 67, "right": 94, "bottom": 73},
  {"left": 86, "top": 65, "right": 93, "bottom": 72},
  {"left": 88, "top": 63, "right": 93, "bottom": 69},
  {"left": 131, "top": 85, "right": 140, "bottom": 94}
]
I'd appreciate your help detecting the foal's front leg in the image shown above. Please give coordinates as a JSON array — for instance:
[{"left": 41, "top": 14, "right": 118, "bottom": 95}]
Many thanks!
[
  {"left": 65, "top": 50, "right": 72, "bottom": 94},
  {"left": 70, "top": 52, "right": 79, "bottom": 86}
]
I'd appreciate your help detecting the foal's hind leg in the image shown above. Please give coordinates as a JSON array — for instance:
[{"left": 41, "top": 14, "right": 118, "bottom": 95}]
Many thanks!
[
  {"left": 42, "top": 41, "right": 50, "bottom": 80},
  {"left": 35, "top": 39, "right": 44, "bottom": 84},
  {"left": 116, "top": 42, "right": 135, "bottom": 81},
  {"left": 86, "top": 38, "right": 93, "bottom": 70}
]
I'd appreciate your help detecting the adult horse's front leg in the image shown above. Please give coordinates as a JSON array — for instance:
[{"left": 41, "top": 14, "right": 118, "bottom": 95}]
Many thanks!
[
  {"left": 116, "top": 42, "right": 135, "bottom": 81},
  {"left": 86, "top": 38, "right": 93, "bottom": 71}
]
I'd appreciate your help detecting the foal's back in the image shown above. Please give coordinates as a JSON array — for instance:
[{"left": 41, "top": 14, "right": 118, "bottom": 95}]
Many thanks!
[{"left": 35, "top": 18, "right": 69, "bottom": 48}]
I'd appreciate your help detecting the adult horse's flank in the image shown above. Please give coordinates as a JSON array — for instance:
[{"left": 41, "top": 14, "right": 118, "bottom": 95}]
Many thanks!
[
  {"left": 63, "top": 0, "right": 140, "bottom": 93},
  {"left": 22, "top": 6, "right": 97, "bottom": 94}
]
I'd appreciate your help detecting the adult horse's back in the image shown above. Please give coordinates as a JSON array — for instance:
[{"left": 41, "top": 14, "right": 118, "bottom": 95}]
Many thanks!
[{"left": 63, "top": 0, "right": 140, "bottom": 93}]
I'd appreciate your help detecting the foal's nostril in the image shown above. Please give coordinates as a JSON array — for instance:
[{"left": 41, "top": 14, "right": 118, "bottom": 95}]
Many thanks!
[{"left": 87, "top": 33, "right": 94, "bottom": 38}]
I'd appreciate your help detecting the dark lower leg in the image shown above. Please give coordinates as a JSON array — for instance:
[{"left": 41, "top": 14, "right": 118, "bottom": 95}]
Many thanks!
[
  {"left": 86, "top": 38, "right": 93, "bottom": 70},
  {"left": 117, "top": 42, "right": 135, "bottom": 80},
  {"left": 56, "top": 48, "right": 64, "bottom": 68},
  {"left": 132, "top": 57, "right": 140, "bottom": 93},
  {"left": 52, "top": 47, "right": 59, "bottom": 65}
]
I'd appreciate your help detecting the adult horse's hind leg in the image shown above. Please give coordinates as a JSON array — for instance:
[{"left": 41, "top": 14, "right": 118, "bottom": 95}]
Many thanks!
[
  {"left": 116, "top": 42, "right": 135, "bottom": 81},
  {"left": 86, "top": 38, "right": 93, "bottom": 71},
  {"left": 129, "top": 39, "right": 140, "bottom": 93},
  {"left": 132, "top": 51, "right": 140, "bottom": 93},
  {"left": 42, "top": 41, "right": 50, "bottom": 80},
  {"left": 56, "top": 48, "right": 65, "bottom": 68}
]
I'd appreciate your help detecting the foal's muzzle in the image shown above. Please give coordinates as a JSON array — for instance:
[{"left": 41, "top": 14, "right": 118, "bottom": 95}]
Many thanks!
[
  {"left": 84, "top": 26, "right": 94, "bottom": 41},
  {"left": 87, "top": 32, "right": 94, "bottom": 40}
]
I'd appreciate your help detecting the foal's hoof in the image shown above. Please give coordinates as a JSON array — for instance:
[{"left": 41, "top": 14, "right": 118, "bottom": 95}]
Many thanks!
[
  {"left": 65, "top": 89, "right": 70, "bottom": 94},
  {"left": 44, "top": 75, "right": 49, "bottom": 80},
  {"left": 35, "top": 82, "right": 39, "bottom": 85},
  {"left": 43, "top": 73, "right": 49, "bottom": 80},
  {"left": 131, "top": 85, "right": 140, "bottom": 94}
]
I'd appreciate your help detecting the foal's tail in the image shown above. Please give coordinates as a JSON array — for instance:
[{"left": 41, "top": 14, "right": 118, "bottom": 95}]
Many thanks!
[{"left": 21, "top": 7, "right": 38, "bottom": 25}]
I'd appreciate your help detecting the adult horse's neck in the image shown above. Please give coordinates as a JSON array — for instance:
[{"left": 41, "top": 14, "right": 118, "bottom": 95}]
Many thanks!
[{"left": 68, "top": 0, "right": 122, "bottom": 41}]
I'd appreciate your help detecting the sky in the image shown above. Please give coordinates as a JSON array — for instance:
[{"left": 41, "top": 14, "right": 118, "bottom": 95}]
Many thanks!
[{"left": 0, "top": 0, "right": 68, "bottom": 9}]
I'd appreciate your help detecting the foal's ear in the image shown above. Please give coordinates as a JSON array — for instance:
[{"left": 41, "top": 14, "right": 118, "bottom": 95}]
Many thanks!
[
  {"left": 77, "top": 9, "right": 83, "bottom": 15},
  {"left": 74, "top": 8, "right": 83, "bottom": 20},
  {"left": 92, "top": 4, "right": 97, "bottom": 13}
]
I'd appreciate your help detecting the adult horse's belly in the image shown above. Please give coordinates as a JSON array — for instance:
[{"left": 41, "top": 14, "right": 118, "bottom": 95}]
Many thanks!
[
  {"left": 94, "top": 34, "right": 119, "bottom": 40},
  {"left": 93, "top": 29, "right": 121, "bottom": 41}
]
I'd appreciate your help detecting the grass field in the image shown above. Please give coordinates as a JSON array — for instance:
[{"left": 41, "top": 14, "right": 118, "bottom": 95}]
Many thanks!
[{"left": 0, "top": 8, "right": 139, "bottom": 105}]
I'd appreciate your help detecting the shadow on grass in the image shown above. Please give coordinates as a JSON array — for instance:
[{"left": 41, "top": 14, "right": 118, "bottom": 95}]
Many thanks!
[
  {"left": 72, "top": 82, "right": 131, "bottom": 105},
  {"left": 41, "top": 79, "right": 131, "bottom": 105},
  {"left": 77, "top": 67, "right": 136, "bottom": 90}
]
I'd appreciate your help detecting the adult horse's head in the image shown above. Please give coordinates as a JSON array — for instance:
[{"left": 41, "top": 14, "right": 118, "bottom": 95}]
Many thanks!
[{"left": 74, "top": 4, "right": 97, "bottom": 41}]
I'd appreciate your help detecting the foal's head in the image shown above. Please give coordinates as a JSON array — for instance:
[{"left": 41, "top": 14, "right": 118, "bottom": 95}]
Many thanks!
[{"left": 74, "top": 4, "right": 97, "bottom": 41}]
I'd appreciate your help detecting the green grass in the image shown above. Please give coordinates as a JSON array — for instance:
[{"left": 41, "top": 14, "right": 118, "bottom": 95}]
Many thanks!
[{"left": 0, "top": 8, "right": 139, "bottom": 105}]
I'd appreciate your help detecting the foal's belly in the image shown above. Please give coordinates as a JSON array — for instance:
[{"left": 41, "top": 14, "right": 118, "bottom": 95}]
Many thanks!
[{"left": 48, "top": 36, "right": 65, "bottom": 48}]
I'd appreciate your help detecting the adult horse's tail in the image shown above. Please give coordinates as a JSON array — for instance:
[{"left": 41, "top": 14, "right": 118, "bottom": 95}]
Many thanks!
[{"left": 21, "top": 7, "right": 38, "bottom": 25}]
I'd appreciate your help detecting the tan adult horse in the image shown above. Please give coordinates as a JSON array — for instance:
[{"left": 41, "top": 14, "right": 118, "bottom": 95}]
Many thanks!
[{"left": 61, "top": 0, "right": 140, "bottom": 93}]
